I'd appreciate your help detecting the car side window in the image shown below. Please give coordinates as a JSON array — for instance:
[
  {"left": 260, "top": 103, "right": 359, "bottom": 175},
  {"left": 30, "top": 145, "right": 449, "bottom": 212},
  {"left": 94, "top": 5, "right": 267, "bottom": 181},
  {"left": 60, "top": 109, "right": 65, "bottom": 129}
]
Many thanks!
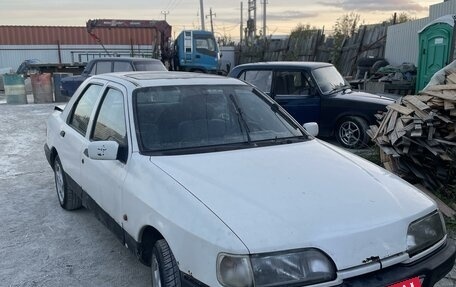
[
  {"left": 113, "top": 62, "right": 134, "bottom": 72},
  {"left": 95, "top": 61, "right": 111, "bottom": 74},
  {"left": 274, "top": 71, "right": 313, "bottom": 96},
  {"left": 68, "top": 84, "right": 103, "bottom": 135},
  {"left": 239, "top": 70, "right": 272, "bottom": 93},
  {"left": 91, "top": 88, "right": 128, "bottom": 162}
]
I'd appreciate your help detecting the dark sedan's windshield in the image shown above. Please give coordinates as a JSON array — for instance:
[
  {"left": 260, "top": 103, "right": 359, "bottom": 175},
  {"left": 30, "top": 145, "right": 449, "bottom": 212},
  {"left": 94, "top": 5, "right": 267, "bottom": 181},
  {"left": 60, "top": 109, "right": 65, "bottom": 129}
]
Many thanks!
[
  {"left": 134, "top": 85, "right": 306, "bottom": 154},
  {"left": 312, "top": 66, "right": 349, "bottom": 94}
]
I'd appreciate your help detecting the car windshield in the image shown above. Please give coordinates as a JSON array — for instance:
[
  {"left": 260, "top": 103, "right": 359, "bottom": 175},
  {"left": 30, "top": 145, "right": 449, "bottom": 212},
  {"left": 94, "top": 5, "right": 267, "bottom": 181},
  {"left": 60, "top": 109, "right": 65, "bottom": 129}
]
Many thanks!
[
  {"left": 312, "top": 66, "right": 349, "bottom": 94},
  {"left": 133, "top": 61, "right": 167, "bottom": 71},
  {"left": 134, "top": 85, "right": 307, "bottom": 154}
]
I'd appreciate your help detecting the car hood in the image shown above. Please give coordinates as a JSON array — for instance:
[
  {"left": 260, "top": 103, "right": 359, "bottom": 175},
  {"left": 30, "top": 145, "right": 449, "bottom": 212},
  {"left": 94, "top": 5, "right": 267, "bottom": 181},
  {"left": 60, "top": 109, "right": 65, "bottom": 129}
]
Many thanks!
[
  {"left": 150, "top": 140, "right": 436, "bottom": 270},
  {"left": 331, "top": 90, "right": 397, "bottom": 105}
]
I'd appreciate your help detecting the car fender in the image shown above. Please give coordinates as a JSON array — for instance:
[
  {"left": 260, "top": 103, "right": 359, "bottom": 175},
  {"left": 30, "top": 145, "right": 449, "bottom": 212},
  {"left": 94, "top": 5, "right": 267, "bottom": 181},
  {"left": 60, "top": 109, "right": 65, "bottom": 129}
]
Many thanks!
[{"left": 121, "top": 153, "right": 248, "bottom": 286}]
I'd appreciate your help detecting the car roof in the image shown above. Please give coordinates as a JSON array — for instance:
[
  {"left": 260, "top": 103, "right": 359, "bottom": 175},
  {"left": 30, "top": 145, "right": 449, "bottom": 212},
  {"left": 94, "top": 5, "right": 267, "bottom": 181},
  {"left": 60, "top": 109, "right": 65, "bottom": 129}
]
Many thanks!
[
  {"left": 90, "top": 57, "right": 162, "bottom": 62},
  {"left": 233, "top": 61, "right": 333, "bottom": 70},
  {"left": 95, "top": 71, "right": 247, "bottom": 87}
]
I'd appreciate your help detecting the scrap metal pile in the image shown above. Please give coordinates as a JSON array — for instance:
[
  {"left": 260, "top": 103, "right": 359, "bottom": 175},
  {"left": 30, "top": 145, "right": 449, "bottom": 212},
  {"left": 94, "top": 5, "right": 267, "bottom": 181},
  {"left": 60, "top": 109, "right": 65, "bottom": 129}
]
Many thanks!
[{"left": 368, "top": 70, "right": 456, "bottom": 188}]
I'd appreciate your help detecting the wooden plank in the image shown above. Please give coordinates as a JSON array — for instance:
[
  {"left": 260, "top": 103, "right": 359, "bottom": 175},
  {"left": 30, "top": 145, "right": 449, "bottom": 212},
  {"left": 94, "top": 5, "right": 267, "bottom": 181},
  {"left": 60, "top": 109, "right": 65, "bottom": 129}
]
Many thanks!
[
  {"left": 404, "top": 95, "right": 431, "bottom": 111},
  {"left": 415, "top": 95, "right": 433, "bottom": 102},
  {"left": 436, "top": 114, "right": 453, "bottom": 124},
  {"left": 387, "top": 103, "right": 413, "bottom": 115},
  {"left": 444, "top": 100, "right": 455, "bottom": 110},
  {"left": 447, "top": 73, "right": 456, "bottom": 84},
  {"left": 414, "top": 184, "right": 456, "bottom": 218},
  {"left": 428, "top": 126, "right": 436, "bottom": 140},
  {"left": 386, "top": 111, "right": 398, "bottom": 134},
  {"left": 421, "top": 90, "right": 456, "bottom": 101},
  {"left": 396, "top": 120, "right": 406, "bottom": 138},
  {"left": 404, "top": 101, "right": 431, "bottom": 121},
  {"left": 389, "top": 129, "right": 399, "bottom": 145},
  {"left": 373, "top": 109, "right": 392, "bottom": 139},
  {"left": 434, "top": 138, "right": 456, "bottom": 146},
  {"left": 426, "top": 84, "right": 456, "bottom": 91}
]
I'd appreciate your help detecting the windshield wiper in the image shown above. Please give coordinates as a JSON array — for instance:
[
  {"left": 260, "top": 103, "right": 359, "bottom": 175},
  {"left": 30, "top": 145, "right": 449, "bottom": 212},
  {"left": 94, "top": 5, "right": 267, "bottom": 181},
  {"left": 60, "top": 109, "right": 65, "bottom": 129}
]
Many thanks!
[
  {"left": 229, "top": 94, "right": 252, "bottom": 144},
  {"left": 329, "top": 83, "right": 352, "bottom": 94}
]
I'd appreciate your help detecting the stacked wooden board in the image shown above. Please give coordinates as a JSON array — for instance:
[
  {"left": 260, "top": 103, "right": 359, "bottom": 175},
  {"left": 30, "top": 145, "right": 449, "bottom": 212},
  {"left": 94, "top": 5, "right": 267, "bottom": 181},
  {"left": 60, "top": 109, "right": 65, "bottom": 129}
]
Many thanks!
[{"left": 367, "top": 70, "right": 456, "bottom": 189}]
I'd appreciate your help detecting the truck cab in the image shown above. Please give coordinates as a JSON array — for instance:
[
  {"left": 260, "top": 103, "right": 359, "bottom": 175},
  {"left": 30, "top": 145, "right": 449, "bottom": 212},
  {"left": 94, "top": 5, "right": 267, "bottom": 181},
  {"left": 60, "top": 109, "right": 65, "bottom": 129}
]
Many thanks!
[{"left": 174, "top": 30, "right": 220, "bottom": 73}]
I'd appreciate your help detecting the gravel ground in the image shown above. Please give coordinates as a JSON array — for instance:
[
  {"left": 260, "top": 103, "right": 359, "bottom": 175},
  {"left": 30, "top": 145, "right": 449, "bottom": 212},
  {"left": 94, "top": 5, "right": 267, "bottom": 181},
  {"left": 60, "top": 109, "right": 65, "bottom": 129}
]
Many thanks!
[
  {"left": 0, "top": 96, "right": 455, "bottom": 287},
  {"left": 0, "top": 100, "right": 150, "bottom": 287}
]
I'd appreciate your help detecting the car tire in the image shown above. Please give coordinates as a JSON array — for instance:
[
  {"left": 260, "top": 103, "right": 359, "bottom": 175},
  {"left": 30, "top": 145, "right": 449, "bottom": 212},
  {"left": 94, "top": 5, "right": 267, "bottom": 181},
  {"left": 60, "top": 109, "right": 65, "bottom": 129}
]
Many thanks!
[
  {"left": 151, "top": 239, "right": 182, "bottom": 287},
  {"left": 336, "top": 116, "right": 369, "bottom": 149},
  {"left": 53, "top": 155, "right": 82, "bottom": 210}
]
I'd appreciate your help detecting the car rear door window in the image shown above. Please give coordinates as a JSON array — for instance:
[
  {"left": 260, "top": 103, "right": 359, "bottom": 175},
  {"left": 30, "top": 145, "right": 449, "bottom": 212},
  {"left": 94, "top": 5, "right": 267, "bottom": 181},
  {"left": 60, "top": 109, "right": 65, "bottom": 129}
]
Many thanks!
[
  {"left": 239, "top": 70, "right": 272, "bottom": 93},
  {"left": 68, "top": 84, "right": 102, "bottom": 135},
  {"left": 113, "top": 62, "right": 134, "bottom": 72}
]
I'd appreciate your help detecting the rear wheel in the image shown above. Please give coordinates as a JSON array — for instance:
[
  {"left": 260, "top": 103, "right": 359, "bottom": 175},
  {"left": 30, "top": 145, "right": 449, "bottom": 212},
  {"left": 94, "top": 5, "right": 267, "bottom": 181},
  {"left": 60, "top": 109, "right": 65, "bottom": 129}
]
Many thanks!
[
  {"left": 53, "top": 155, "right": 82, "bottom": 210},
  {"left": 151, "top": 239, "right": 182, "bottom": 287},
  {"left": 336, "top": 116, "right": 369, "bottom": 149}
]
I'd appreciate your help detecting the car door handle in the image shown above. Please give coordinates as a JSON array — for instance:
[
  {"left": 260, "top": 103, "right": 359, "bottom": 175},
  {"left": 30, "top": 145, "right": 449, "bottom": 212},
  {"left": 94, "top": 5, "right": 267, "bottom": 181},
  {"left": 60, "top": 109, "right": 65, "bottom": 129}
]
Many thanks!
[
  {"left": 60, "top": 130, "right": 65, "bottom": 137},
  {"left": 195, "top": 55, "right": 201, "bottom": 59}
]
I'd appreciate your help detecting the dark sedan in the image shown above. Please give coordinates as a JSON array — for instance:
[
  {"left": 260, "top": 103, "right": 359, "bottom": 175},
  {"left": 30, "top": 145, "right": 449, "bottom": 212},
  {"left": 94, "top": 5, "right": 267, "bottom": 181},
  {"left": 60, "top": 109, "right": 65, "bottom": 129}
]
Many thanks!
[
  {"left": 229, "top": 61, "right": 397, "bottom": 148},
  {"left": 60, "top": 57, "right": 167, "bottom": 97}
]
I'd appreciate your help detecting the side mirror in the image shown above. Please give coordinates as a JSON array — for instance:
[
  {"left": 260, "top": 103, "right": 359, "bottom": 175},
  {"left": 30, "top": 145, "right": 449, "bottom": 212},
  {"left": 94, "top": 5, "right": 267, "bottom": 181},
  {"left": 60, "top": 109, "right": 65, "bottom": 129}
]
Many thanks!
[
  {"left": 87, "top": 141, "right": 119, "bottom": 160},
  {"left": 303, "top": 122, "right": 319, "bottom": 137}
]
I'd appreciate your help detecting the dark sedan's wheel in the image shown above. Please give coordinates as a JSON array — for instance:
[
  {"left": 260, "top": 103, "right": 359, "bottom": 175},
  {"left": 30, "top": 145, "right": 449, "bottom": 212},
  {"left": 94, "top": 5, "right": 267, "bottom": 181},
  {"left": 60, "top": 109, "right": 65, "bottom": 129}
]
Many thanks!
[
  {"left": 53, "top": 155, "right": 82, "bottom": 210},
  {"left": 151, "top": 239, "right": 182, "bottom": 287},
  {"left": 336, "top": 116, "right": 369, "bottom": 149}
]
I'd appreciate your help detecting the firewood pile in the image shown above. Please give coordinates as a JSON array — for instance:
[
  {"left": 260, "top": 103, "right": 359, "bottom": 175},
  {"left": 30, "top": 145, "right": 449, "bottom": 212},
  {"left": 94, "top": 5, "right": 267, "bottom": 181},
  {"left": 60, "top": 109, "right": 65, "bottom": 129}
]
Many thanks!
[{"left": 367, "top": 70, "right": 456, "bottom": 189}]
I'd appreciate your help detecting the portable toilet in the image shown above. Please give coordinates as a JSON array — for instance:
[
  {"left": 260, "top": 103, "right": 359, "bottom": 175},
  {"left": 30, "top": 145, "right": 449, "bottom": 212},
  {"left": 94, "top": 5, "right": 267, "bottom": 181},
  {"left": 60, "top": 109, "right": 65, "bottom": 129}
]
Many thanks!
[{"left": 416, "top": 15, "right": 454, "bottom": 92}]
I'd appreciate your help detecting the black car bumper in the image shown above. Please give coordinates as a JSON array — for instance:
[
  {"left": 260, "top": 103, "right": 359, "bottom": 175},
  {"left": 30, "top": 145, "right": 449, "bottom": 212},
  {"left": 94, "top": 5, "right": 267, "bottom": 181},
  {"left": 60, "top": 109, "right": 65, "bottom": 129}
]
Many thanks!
[{"left": 181, "top": 241, "right": 455, "bottom": 287}]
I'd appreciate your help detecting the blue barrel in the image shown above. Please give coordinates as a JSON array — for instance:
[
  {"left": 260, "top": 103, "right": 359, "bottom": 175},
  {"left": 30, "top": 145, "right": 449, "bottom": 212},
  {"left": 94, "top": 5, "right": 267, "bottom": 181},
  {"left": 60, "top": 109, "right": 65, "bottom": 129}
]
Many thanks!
[
  {"left": 3, "top": 74, "right": 27, "bottom": 104},
  {"left": 53, "top": 73, "right": 73, "bottom": 102}
]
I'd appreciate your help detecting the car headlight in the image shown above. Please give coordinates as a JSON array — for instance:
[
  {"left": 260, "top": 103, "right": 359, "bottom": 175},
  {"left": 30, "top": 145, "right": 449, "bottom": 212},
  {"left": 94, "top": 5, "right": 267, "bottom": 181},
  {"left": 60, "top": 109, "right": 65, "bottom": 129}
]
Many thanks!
[
  {"left": 407, "top": 211, "right": 446, "bottom": 256},
  {"left": 217, "top": 249, "right": 336, "bottom": 287}
]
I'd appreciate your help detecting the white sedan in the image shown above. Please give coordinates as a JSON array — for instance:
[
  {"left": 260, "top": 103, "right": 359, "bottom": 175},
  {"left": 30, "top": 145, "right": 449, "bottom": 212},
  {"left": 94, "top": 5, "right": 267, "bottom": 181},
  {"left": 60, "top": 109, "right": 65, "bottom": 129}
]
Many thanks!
[{"left": 45, "top": 71, "right": 455, "bottom": 287}]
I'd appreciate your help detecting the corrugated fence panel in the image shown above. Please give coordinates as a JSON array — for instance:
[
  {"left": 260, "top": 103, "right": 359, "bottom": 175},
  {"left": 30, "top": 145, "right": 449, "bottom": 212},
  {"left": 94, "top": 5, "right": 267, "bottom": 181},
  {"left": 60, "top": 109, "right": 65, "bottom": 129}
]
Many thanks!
[
  {"left": 0, "top": 26, "right": 157, "bottom": 45},
  {"left": 385, "top": 18, "right": 429, "bottom": 66},
  {"left": 430, "top": 0, "right": 456, "bottom": 19}
]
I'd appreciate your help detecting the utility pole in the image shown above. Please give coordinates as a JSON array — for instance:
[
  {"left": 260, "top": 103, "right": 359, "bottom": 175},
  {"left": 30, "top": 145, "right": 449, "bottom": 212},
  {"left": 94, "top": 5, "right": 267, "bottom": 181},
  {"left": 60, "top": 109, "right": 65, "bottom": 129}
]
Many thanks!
[
  {"left": 161, "top": 10, "right": 169, "bottom": 21},
  {"left": 206, "top": 8, "right": 216, "bottom": 34},
  {"left": 199, "top": 0, "right": 206, "bottom": 30},
  {"left": 240, "top": 2, "right": 243, "bottom": 44},
  {"left": 262, "top": 0, "right": 267, "bottom": 38},
  {"left": 247, "top": 0, "right": 257, "bottom": 43}
]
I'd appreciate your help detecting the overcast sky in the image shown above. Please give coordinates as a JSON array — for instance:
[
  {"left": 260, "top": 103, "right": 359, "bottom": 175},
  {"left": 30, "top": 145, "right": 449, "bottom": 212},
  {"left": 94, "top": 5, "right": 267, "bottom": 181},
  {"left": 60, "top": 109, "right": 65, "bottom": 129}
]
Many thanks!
[{"left": 0, "top": 0, "right": 442, "bottom": 39}]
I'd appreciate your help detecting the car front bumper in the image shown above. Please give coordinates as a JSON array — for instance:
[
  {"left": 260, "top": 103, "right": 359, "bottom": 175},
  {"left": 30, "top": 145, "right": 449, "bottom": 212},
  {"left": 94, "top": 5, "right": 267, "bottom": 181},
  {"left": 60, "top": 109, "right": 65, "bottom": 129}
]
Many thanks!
[
  {"left": 338, "top": 241, "right": 456, "bottom": 287},
  {"left": 180, "top": 241, "right": 455, "bottom": 287}
]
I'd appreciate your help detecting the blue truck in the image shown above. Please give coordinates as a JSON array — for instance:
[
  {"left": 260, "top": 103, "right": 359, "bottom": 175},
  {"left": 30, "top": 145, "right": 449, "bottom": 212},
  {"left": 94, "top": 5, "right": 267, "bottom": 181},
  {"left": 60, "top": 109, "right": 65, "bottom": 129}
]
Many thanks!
[
  {"left": 173, "top": 30, "right": 220, "bottom": 73},
  {"left": 86, "top": 19, "right": 220, "bottom": 74}
]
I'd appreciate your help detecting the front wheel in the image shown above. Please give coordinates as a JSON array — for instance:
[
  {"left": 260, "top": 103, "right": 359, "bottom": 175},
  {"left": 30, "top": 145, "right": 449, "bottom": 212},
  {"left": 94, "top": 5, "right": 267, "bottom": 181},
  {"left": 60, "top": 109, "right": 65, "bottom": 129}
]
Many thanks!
[
  {"left": 151, "top": 239, "right": 182, "bottom": 287},
  {"left": 336, "top": 116, "right": 369, "bottom": 149},
  {"left": 53, "top": 155, "right": 82, "bottom": 210}
]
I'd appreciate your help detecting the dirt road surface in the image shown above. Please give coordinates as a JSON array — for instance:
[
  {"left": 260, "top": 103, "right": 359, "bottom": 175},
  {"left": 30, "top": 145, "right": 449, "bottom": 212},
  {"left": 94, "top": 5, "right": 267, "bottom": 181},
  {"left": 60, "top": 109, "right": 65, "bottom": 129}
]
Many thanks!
[{"left": 0, "top": 99, "right": 455, "bottom": 286}]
